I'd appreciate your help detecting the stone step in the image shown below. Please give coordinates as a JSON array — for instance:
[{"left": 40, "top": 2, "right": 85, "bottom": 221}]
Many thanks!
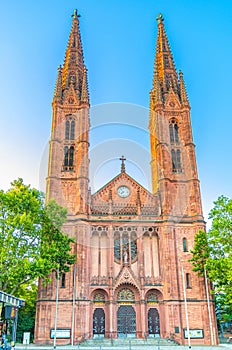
[{"left": 81, "top": 338, "right": 178, "bottom": 347}]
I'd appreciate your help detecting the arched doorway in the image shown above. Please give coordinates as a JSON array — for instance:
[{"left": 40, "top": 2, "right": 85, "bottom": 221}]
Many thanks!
[
  {"left": 93, "top": 308, "right": 105, "bottom": 338},
  {"left": 117, "top": 305, "right": 136, "bottom": 338},
  {"left": 148, "top": 308, "right": 160, "bottom": 337}
]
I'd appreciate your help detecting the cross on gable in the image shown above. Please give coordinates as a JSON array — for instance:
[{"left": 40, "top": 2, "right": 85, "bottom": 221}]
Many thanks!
[{"left": 120, "top": 155, "right": 126, "bottom": 173}]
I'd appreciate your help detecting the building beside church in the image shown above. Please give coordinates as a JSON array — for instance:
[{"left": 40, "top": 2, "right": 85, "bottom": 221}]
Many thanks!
[{"left": 34, "top": 11, "right": 218, "bottom": 345}]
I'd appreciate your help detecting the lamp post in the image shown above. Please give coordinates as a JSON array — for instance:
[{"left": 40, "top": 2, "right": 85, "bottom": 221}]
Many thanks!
[
  {"left": 204, "top": 268, "right": 214, "bottom": 345},
  {"left": 53, "top": 268, "right": 59, "bottom": 350},
  {"left": 182, "top": 266, "right": 191, "bottom": 349}
]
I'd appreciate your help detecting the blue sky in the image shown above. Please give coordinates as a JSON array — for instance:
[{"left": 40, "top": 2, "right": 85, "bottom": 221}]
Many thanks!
[{"left": 0, "top": 0, "right": 232, "bottom": 225}]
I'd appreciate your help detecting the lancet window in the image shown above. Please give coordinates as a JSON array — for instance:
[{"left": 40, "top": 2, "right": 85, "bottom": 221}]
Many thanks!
[
  {"left": 63, "top": 146, "right": 74, "bottom": 171},
  {"left": 60, "top": 273, "right": 66, "bottom": 288},
  {"left": 65, "top": 118, "right": 75, "bottom": 140},
  {"left": 171, "top": 149, "right": 182, "bottom": 173},
  {"left": 169, "top": 119, "right": 179, "bottom": 144},
  {"left": 113, "top": 229, "right": 137, "bottom": 264},
  {"left": 186, "top": 273, "right": 191, "bottom": 289},
  {"left": 183, "top": 237, "right": 188, "bottom": 252}
]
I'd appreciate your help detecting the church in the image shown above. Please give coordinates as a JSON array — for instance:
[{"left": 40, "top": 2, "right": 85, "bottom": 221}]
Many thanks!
[{"left": 34, "top": 10, "right": 218, "bottom": 345}]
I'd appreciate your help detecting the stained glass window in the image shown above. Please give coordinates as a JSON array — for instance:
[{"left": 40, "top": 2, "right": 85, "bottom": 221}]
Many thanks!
[
  {"left": 118, "top": 289, "right": 135, "bottom": 302},
  {"left": 147, "top": 293, "right": 158, "bottom": 303},
  {"left": 93, "top": 293, "right": 105, "bottom": 303},
  {"left": 122, "top": 233, "right": 129, "bottom": 262},
  {"left": 114, "top": 230, "right": 138, "bottom": 263},
  {"left": 114, "top": 233, "right": 121, "bottom": 262},
  {"left": 131, "top": 232, "right": 137, "bottom": 261}
]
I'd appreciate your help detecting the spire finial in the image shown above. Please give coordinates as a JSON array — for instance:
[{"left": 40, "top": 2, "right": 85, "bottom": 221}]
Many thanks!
[
  {"left": 120, "top": 155, "right": 126, "bottom": 173},
  {"left": 72, "top": 9, "right": 81, "bottom": 19},
  {"left": 156, "top": 13, "right": 164, "bottom": 24}
]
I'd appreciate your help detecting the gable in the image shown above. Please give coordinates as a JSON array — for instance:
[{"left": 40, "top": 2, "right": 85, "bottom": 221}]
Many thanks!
[{"left": 91, "top": 172, "right": 160, "bottom": 216}]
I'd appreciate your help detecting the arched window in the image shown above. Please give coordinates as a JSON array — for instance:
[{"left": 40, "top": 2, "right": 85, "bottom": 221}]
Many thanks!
[
  {"left": 70, "top": 121, "right": 75, "bottom": 140},
  {"left": 147, "top": 292, "right": 158, "bottom": 303},
  {"left": 169, "top": 123, "right": 174, "bottom": 144},
  {"left": 169, "top": 120, "right": 179, "bottom": 144},
  {"left": 118, "top": 289, "right": 135, "bottom": 302},
  {"left": 63, "top": 146, "right": 75, "bottom": 170},
  {"left": 186, "top": 273, "right": 191, "bottom": 289},
  {"left": 171, "top": 149, "right": 177, "bottom": 172},
  {"left": 176, "top": 149, "right": 182, "bottom": 171},
  {"left": 130, "top": 232, "right": 137, "bottom": 261},
  {"left": 171, "top": 149, "right": 182, "bottom": 173},
  {"left": 114, "top": 229, "right": 138, "bottom": 264},
  {"left": 174, "top": 123, "right": 179, "bottom": 143},
  {"left": 65, "top": 119, "right": 75, "bottom": 140},
  {"left": 114, "top": 233, "right": 121, "bottom": 263},
  {"left": 65, "top": 121, "right": 70, "bottom": 140},
  {"left": 122, "top": 232, "right": 129, "bottom": 262},
  {"left": 93, "top": 293, "right": 105, "bottom": 303},
  {"left": 183, "top": 238, "right": 187, "bottom": 252},
  {"left": 69, "top": 146, "right": 74, "bottom": 167},
  {"left": 64, "top": 146, "right": 69, "bottom": 167},
  {"left": 60, "top": 273, "right": 65, "bottom": 288}
]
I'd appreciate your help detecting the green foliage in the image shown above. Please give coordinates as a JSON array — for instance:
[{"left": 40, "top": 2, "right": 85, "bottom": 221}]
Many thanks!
[
  {"left": 0, "top": 178, "right": 76, "bottom": 296},
  {"left": 191, "top": 195, "right": 232, "bottom": 319},
  {"left": 190, "top": 229, "right": 210, "bottom": 274},
  {"left": 16, "top": 285, "right": 37, "bottom": 342}
]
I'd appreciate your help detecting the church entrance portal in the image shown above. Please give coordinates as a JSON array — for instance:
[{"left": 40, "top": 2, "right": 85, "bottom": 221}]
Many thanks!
[
  {"left": 148, "top": 308, "right": 160, "bottom": 337},
  {"left": 93, "top": 308, "right": 105, "bottom": 338},
  {"left": 117, "top": 305, "right": 136, "bottom": 338}
]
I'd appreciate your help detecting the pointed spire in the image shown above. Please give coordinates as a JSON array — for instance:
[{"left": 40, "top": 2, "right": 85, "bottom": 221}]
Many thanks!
[
  {"left": 179, "top": 70, "right": 190, "bottom": 107},
  {"left": 60, "top": 10, "right": 86, "bottom": 102},
  {"left": 153, "top": 14, "right": 178, "bottom": 96},
  {"left": 81, "top": 66, "right": 89, "bottom": 104}
]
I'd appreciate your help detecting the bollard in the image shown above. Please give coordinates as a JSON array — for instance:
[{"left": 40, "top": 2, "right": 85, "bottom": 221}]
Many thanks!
[{"left": 129, "top": 339, "right": 131, "bottom": 350}]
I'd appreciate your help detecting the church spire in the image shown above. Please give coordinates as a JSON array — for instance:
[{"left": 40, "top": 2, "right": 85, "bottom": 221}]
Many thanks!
[
  {"left": 179, "top": 70, "right": 190, "bottom": 107},
  {"left": 153, "top": 14, "right": 178, "bottom": 100},
  {"left": 53, "top": 10, "right": 88, "bottom": 103}
]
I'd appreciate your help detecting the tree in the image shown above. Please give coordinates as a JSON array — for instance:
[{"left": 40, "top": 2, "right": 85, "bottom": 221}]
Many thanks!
[
  {"left": 0, "top": 178, "right": 75, "bottom": 296},
  {"left": 16, "top": 285, "right": 37, "bottom": 342},
  {"left": 191, "top": 195, "right": 232, "bottom": 320}
]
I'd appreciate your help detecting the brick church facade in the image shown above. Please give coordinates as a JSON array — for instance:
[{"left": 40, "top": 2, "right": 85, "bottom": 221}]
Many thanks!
[{"left": 34, "top": 11, "right": 218, "bottom": 345}]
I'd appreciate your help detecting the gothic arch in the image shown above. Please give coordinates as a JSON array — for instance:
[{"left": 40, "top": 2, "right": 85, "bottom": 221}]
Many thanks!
[
  {"left": 169, "top": 118, "right": 180, "bottom": 145},
  {"left": 91, "top": 288, "right": 109, "bottom": 303},
  {"left": 114, "top": 284, "right": 140, "bottom": 302},
  {"left": 145, "top": 288, "right": 163, "bottom": 302},
  {"left": 143, "top": 231, "right": 160, "bottom": 279}
]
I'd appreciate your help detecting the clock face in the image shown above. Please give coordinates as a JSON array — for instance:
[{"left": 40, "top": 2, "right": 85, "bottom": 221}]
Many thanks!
[{"left": 117, "top": 186, "right": 130, "bottom": 198}]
